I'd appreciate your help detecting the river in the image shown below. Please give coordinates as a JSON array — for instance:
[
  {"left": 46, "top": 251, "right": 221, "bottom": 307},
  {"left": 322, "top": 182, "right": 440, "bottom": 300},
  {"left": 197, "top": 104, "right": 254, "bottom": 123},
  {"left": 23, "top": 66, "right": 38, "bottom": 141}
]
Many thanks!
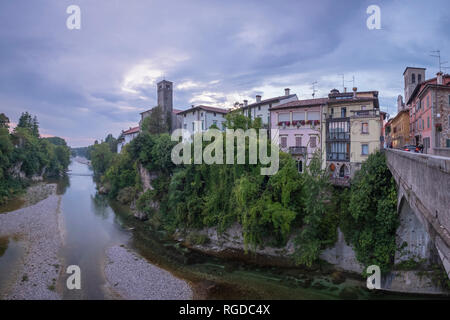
[{"left": 1, "top": 159, "right": 443, "bottom": 300}]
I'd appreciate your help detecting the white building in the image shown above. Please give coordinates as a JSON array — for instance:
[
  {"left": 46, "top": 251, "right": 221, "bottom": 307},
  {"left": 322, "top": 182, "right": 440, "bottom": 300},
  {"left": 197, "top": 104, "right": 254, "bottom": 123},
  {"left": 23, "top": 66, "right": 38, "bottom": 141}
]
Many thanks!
[
  {"left": 179, "top": 105, "right": 229, "bottom": 137},
  {"left": 239, "top": 88, "right": 298, "bottom": 127},
  {"left": 117, "top": 126, "right": 139, "bottom": 153}
]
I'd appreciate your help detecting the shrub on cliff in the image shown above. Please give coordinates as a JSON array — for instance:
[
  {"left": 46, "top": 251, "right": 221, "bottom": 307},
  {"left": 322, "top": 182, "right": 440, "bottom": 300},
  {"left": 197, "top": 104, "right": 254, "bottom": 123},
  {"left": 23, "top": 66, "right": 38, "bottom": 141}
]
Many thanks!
[{"left": 341, "top": 151, "right": 398, "bottom": 273}]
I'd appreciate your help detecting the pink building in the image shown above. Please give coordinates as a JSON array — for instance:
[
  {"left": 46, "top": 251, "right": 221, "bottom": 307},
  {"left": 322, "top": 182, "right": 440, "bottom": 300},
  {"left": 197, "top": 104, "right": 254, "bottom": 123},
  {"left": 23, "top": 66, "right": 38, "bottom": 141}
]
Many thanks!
[
  {"left": 270, "top": 98, "right": 327, "bottom": 172},
  {"left": 406, "top": 70, "right": 450, "bottom": 154}
]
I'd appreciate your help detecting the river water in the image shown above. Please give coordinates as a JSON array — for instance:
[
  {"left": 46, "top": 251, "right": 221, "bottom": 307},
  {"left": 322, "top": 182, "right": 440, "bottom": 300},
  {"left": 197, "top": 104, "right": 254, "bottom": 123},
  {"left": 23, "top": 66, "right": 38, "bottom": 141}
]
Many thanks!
[{"left": 1, "top": 159, "right": 443, "bottom": 300}]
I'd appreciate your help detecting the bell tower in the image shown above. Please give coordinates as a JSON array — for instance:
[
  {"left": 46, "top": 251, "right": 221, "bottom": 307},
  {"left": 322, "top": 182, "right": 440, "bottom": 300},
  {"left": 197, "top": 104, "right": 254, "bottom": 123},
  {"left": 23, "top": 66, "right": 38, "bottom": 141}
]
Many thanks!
[
  {"left": 403, "top": 67, "right": 426, "bottom": 103},
  {"left": 157, "top": 80, "right": 173, "bottom": 131}
]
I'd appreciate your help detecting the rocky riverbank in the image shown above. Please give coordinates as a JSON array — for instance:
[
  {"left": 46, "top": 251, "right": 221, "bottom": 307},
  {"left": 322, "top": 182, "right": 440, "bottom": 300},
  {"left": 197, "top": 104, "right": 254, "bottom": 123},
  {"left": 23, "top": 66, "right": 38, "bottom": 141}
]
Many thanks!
[
  {"left": 0, "top": 184, "right": 63, "bottom": 299},
  {"left": 104, "top": 245, "right": 193, "bottom": 300}
]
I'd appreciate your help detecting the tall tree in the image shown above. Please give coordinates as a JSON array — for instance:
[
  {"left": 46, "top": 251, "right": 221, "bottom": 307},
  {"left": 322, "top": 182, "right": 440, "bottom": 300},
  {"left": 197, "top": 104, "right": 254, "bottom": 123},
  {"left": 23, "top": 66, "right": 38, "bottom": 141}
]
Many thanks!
[
  {"left": 0, "top": 113, "right": 10, "bottom": 129},
  {"left": 141, "top": 106, "right": 169, "bottom": 134}
]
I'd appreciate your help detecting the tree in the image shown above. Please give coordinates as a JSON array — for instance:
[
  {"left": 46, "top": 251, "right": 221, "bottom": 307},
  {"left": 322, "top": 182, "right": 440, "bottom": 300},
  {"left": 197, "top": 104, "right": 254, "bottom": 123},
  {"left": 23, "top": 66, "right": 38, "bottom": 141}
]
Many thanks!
[
  {"left": 342, "top": 151, "right": 398, "bottom": 273},
  {"left": 0, "top": 113, "right": 10, "bottom": 129},
  {"left": 104, "top": 133, "right": 118, "bottom": 153},
  {"left": 16, "top": 112, "right": 39, "bottom": 137},
  {"left": 141, "top": 106, "right": 169, "bottom": 134},
  {"left": 90, "top": 142, "right": 114, "bottom": 177}
]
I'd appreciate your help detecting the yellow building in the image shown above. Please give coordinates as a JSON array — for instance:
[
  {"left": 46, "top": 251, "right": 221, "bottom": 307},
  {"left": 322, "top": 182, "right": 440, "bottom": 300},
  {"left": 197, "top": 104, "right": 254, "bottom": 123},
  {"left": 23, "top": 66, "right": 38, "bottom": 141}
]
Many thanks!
[
  {"left": 321, "top": 88, "right": 383, "bottom": 185},
  {"left": 389, "top": 109, "right": 410, "bottom": 149}
]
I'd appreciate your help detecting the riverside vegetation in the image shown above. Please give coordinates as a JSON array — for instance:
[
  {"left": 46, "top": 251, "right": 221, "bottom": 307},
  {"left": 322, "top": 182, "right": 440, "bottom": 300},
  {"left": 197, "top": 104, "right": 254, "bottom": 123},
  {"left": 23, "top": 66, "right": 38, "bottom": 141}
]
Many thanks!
[
  {"left": 86, "top": 112, "right": 403, "bottom": 275},
  {"left": 0, "top": 112, "right": 70, "bottom": 205}
]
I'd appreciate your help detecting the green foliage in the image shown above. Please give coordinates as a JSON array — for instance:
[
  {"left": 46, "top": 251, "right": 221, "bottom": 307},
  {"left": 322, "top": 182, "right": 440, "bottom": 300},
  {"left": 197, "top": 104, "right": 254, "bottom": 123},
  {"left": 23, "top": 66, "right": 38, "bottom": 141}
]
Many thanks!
[
  {"left": 103, "top": 146, "right": 138, "bottom": 198},
  {"left": 0, "top": 113, "right": 70, "bottom": 205},
  {"left": 90, "top": 143, "right": 114, "bottom": 177},
  {"left": 141, "top": 106, "right": 170, "bottom": 134},
  {"left": 293, "top": 153, "right": 336, "bottom": 267},
  {"left": 341, "top": 151, "right": 398, "bottom": 273}
]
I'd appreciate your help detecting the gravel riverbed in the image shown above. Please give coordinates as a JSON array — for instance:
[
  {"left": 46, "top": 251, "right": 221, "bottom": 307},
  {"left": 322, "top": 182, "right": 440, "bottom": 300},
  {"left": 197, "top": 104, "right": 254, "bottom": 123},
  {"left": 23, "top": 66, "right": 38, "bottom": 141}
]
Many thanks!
[
  {"left": 104, "top": 245, "right": 193, "bottom": 300},
  {"left": 0, "top": 184, "right": 62, "bottom": 300}
]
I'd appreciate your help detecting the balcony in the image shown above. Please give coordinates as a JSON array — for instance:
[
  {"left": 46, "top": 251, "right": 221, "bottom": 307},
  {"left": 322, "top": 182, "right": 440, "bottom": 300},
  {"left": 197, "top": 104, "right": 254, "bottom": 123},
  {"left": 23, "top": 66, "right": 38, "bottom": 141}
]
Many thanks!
[
  {"left": 289, "top": 146, "right": 307, "bottom": 155},
  {"left": 327, "top": 132, "right": 350, "bottom": 140},
  {"left": 330, "top": 177, "right": 350, "bottom": 187},
  {"left": 350, "top": 109, "right": 380, "bottom": 119},
  {"left": 327, "top": 152, "right": 349, "bottom": 161}
]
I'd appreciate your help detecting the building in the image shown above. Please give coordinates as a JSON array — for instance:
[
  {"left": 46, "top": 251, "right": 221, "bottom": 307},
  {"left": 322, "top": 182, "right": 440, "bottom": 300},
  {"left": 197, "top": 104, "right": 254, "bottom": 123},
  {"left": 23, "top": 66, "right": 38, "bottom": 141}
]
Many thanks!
[
  {"left": 117, "top": 126, "right": 139, "bottom": 153},
  {"left": 405, "top": 69, "right": 450, "bottom": 153},
  {"left": 389, "top": 109, "right": 410, "bottom": 149},
  {"left": 269, "top": 98, "right": 327, "bottom": 172},
  {"left": 322, "top": 87, "right": 383, "bottom": 185},
  {"left": 178, "top": 105, "right": 229, "bottom": 138},
  {"left": 140, "top": 80, "right": 180, "bottom": 133},
  {"left": 239, "top": 89, "right": 298, "bottom": 127}
]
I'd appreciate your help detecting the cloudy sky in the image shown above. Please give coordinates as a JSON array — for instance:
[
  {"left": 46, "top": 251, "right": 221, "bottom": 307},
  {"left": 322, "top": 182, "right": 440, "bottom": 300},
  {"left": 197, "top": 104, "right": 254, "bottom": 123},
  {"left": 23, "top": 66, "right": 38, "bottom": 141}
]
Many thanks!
[{"left": 1, "top": 0, "right": 449, "bottom": 146}]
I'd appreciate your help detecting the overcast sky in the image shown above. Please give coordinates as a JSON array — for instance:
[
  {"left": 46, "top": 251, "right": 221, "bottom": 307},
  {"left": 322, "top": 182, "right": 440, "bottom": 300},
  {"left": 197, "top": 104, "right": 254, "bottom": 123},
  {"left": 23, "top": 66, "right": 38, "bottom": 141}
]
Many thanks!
[{"left": 1, "top": 0, "right": 449, "bottom": 147}]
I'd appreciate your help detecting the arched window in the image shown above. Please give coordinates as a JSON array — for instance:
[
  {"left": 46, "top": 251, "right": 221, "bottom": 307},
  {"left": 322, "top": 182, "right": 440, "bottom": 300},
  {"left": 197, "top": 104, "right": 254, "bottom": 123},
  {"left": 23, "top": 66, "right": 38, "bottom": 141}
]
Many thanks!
[
  {"left": 297, "top": 160, "right": 303, "bottom": 173},
  {"left": 418, "top": 74, "right": 422, "bottom": 83},
  {"left": 339, "top": 164, "right": 349, "bottom": 178},
  {"left": 412, "top": 73, "right": 416, "bottom": 84}
]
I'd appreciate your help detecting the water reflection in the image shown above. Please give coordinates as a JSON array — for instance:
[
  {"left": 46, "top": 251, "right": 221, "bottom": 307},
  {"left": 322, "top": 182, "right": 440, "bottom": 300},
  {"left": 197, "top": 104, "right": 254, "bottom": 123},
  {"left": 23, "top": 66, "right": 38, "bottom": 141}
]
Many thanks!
[{"left": 0, "top": 236, "right": 25, "bottom": 294}]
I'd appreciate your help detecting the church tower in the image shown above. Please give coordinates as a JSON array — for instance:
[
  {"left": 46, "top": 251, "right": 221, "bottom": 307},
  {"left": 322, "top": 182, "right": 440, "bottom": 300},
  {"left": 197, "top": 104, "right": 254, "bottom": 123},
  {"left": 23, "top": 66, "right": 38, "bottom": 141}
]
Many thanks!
[
  {"left": 403, "top": 67, "right": 426, "bottom": 103},
  {"left": 157, "top": 80, "right": 173, "bottom": 115}
]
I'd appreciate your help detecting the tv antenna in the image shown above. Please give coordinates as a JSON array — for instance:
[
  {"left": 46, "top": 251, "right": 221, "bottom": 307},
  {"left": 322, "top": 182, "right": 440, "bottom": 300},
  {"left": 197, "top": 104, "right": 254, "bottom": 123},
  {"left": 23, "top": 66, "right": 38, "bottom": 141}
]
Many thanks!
[
  {"left": 430, "top": 50, "right": 448, "bottom": 72},
  {"left": 311, "top": 81, "right": 318, "bottom": 98},
  {"left": 338, "top": 74, "right": 345, "bottom": 91},
  {"left": 347, "top": 75, "right": 355, "bottom": 88}
]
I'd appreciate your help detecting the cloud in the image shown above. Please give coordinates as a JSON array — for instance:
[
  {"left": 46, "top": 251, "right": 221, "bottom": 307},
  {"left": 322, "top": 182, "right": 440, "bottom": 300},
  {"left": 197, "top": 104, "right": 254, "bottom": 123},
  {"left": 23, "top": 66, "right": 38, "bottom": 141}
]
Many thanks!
[{"left": 0, "top": 0, "right": 449, "bottom": 146}]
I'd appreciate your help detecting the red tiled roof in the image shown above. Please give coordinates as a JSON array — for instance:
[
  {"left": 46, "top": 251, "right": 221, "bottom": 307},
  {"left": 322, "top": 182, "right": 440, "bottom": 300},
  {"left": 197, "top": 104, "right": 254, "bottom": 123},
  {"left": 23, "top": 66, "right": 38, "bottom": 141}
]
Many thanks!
[
  {"left": 406, "top": 74, "right": 450, "bottom": 105},
  {"left": 270, "top": 98, "right": 328, "bottom": 110},
  {"left": 123, "top": 126, "right": 139, "bottom": 135}
]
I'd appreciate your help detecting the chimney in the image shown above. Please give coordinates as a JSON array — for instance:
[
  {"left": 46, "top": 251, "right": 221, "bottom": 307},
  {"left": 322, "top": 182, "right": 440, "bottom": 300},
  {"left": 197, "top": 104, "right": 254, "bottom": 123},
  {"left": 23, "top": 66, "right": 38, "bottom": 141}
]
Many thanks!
[
  {"left": 284, "top": 88, "right": 290, "bottom": 96},
  {"left": 256, "top": 95, "right": 262, "bottom": 103},
  {"left": 191, "top": 104, "right": 195, "bottom": 108},
  {"left": 437, "top": 72, "right": 443, "bottom": 85},
  {"left": 352, "top": 87, "right": 357, "bottom": 98},
  {"left": 244, "top": 100, "right": 248, "bottom": 107}
]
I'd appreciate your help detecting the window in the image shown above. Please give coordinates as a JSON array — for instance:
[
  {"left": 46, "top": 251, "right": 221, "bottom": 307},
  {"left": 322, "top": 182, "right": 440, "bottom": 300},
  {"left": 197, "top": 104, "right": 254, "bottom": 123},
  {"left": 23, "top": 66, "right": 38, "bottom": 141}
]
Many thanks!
[
  {"left": 292, "top": 112, "right": 305, "bottom": 121},
  {"left": 183, "top": 124, "right": 187, "bottom": 129},
  {"left": 341, "top": 107, "right": 347, "bottom": 118},
  {"left": 280, "top": 136, "right": 287, "bottom": 148},
  {"left": 213, "top": 120, "right": 217, "bottom": 126},
  {"left": 213, "top": 112, "right": 216, "bottom": 117},
  {"left": 412, "top": 73, "right": 415, "bottom": 83},
  {"left": 278, "top": 113, "right": 289, "bottom": 122},
  {"left": 362, "top": 144, "right": 369, "bottom": 155},
  {"left": 428, "top": 117, "right": 430, "bottom": 128},
  {"left": 362, "top": 122, "right": 368, "bottom": 134},
  {"left": 297, "top": 160, "right": 303, "bottom": 173},
  {"left": 307, "top": 111, "right": 320, "bottom": 121},
  {"left": 330, "top": 108, "right": 334, "bottom": 115},
  {"left": 447, "top": 139, "right": 450, "bottom": 148},
  {"left": 258, "top": 106, "right": 261, "bottom": 111},
  {"left": 192, "top": 122, "right": 195, "bottom": 131},
  {"left": 310, "top": 136, "right": 317, "bottom": 148},
  {"left": 418, "top": 74, "right": 422, "bottom": 83},
  {"left": 201, "top": 112, "right": 204, "bottom": 117},
  {"left": 184, "top": 113, "right": 186, "bottom": 118},
  {"left": 295, "top": 136, "right": 302, "bottom": 147},
  {"left": 427, "top": 96, "right": 430, "bottom": 108},
  {"left": 201, "top": 120, "right": 204, "bottom": 130}
]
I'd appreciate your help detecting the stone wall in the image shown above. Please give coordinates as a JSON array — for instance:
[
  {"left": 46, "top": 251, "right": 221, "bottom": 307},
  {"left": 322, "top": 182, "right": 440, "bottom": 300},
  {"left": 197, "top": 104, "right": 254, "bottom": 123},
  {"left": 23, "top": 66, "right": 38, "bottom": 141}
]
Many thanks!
[{"left": 436, "top": 89, "right": 450, "bottom": 148}]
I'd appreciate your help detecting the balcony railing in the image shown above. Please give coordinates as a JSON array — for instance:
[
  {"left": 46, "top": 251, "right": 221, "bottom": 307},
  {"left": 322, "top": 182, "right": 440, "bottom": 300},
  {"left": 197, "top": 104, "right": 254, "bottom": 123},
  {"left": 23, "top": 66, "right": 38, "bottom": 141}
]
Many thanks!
[
  {"left": 350, "top": 110, "right": 380, "bottom": 118},
  {"left": 289, "top": 146, "right": 307, "bottom": 155},
  {"left": 327, "top": 132, "right": 350, "bottom": 140},
  {"left": 327, "top": 152, "right": 349, "bottom": 161},
  {"left": 330, "top": 177, "right": 350, "bottom": 187}
]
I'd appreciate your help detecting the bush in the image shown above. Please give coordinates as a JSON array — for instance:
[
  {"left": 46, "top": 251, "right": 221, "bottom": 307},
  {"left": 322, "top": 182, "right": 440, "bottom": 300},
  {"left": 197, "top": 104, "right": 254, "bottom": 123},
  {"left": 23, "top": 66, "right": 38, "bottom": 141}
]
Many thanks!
[{"left": 186, "top": 233, "right": 210, "bottom": 246}]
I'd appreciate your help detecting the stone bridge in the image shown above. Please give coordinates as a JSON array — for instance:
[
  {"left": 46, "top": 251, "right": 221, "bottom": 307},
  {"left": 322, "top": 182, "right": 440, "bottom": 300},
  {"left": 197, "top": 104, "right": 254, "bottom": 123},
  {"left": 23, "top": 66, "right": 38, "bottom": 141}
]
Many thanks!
[{"left": 385, "top": 149, "right": 450, "bottom": 279}]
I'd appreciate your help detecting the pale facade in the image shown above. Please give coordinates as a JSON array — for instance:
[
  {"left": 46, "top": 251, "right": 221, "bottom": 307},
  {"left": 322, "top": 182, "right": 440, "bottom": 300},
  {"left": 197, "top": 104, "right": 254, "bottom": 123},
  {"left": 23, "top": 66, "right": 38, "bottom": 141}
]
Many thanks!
[
  {"left": 270, "top": 98, "right": 326, "bottom": 171},
  {"left": 179, "top": 105, "right": 229, "bottom": 139}
]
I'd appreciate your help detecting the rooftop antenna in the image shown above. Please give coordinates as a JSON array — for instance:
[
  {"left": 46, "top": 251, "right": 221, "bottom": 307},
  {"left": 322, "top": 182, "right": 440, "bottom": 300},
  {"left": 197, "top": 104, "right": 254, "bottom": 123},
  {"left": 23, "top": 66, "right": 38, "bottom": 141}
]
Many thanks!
[
  {"left": 430, "top": 50, "right": 448, "bottom": 72},
  {"left": 347, "top": 75, "right": 355, "bottom": 88},
  {"left": 311, "top": 81, "right": 318, "bottom": 98},
  {"left": 338, "top": 74, "right": 345, "bottom": 91}
]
